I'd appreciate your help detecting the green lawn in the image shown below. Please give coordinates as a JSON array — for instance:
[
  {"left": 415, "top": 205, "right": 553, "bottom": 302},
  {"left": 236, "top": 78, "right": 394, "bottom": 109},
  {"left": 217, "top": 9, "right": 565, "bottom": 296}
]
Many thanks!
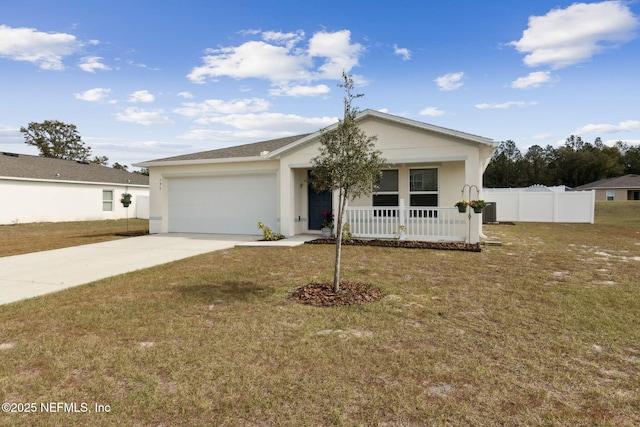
[{"left": 0, "top": 202, "right": 639, "bottom": 426}]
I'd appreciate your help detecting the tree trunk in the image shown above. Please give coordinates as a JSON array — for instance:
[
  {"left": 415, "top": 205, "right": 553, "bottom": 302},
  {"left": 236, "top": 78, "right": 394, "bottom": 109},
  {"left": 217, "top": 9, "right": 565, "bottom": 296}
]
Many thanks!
[{"left": 333, "top": 190, "right": 346, "bottom": 293}]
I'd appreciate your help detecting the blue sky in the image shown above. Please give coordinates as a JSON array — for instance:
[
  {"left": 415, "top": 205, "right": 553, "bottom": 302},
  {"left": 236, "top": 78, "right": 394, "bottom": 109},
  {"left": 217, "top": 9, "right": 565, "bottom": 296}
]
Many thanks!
[{"left": 1, "top": 0, "right": 639, "bottom": 169}]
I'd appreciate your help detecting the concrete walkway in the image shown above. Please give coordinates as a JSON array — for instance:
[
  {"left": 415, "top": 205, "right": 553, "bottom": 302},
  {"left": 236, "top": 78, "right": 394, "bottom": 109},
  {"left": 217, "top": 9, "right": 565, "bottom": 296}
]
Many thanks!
[{"left": 0, "top": 233, "right": 316, "bottom": 306}]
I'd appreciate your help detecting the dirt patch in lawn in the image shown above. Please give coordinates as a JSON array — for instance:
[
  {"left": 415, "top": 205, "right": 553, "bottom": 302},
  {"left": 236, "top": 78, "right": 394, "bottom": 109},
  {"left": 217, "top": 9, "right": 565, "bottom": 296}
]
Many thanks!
[
  {"left": 289, "top": 281, "right": 385, "bottom": 307},
  {"left": 305, "top": 238, "right": 482, "bottom": 252}
]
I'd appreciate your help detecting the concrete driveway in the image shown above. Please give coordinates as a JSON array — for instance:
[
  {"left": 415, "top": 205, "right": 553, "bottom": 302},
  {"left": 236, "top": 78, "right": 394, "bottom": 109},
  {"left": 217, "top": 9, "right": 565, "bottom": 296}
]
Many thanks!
[{"left": 0, "top": 233, "right": 314, "bottom": 306}]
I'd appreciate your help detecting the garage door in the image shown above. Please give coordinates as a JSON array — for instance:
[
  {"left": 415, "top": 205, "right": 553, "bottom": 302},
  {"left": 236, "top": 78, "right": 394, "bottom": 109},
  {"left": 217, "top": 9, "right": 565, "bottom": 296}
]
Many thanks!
[{"left": 167, "top": 173, "right": 277, "bottom": 234}]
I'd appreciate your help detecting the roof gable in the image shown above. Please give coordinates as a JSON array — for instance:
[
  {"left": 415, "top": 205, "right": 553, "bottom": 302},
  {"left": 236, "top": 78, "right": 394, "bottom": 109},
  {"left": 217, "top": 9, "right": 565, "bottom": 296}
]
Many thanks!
[
  {"left": 136, "top": 109, "right": 496, "bottom": 167},
  {"left": 0, "top": 152, "right": 149, "bottom": 185}
]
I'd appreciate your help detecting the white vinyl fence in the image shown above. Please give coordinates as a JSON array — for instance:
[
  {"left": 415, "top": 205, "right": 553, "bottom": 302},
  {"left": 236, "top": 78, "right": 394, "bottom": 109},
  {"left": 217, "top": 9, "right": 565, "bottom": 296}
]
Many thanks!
[{"left": 484, "top": 190, "right": 595, "bottom": 223}]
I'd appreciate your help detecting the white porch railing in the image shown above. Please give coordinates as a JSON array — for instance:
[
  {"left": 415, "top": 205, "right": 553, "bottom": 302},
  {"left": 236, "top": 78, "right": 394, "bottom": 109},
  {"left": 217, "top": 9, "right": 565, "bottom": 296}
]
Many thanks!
[{"left": 344, "top": 200, "right": 466, "bottom": 241}]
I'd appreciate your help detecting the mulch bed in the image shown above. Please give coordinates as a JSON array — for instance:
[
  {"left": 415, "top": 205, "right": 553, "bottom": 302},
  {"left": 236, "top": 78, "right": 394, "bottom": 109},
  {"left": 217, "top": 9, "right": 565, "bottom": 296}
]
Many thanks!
[
  {"left": 305, "top": 238, "right": 482, "bottom": 252},
  {"left": 289, "top": 281, "right": 385, "bottom": 307}
]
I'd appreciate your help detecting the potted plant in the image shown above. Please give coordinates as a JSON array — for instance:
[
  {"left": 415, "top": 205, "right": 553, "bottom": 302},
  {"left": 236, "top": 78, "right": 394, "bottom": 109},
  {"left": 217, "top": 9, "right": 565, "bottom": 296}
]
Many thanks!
[
  {"left": 469, "top": 199, "right": 487, "bottom": 213},
  {"left": 120, "top": 193, "right": 132, "bottom": 208},
  {"left": 321, "top": 209, "right": 334, "bottom": 238},
  {"left": 455, "top": 200, "right": 469, "bottom": 213}
]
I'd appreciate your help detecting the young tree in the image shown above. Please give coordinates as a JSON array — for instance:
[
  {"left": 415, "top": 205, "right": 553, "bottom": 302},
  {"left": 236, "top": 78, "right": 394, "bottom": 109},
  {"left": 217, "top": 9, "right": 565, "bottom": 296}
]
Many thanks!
[
  {"left": 20, "top": 120, "right": 105, "bottom": 163},
  {"left": 310, "top": 72, "right": 388, "bottom": 292}
]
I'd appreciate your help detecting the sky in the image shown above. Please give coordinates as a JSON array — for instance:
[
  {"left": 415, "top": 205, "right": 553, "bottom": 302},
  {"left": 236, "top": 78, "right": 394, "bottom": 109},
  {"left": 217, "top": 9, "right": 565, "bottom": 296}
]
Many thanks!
[{"left": 1, "top": 0, "right": 639, "bottom": 169}]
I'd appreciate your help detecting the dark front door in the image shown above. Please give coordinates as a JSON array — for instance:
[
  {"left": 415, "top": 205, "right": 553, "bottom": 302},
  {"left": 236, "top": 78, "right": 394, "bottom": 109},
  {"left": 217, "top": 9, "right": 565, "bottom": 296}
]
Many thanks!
[{"left": 308, "top": 171, "right": 332, "bottom": 230}]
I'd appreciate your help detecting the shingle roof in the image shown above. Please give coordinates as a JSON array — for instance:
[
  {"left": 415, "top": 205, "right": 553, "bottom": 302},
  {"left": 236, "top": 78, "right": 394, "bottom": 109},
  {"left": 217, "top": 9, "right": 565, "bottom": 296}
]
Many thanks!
[
  {"left": 0, "top": 152, "right": 149, "bottom": 185},
  {"left": 145, "top": 133, "right": 311, "bottom": 163},
  {"left": 576, "top": 174, "right": 640, "bottom": 190}
]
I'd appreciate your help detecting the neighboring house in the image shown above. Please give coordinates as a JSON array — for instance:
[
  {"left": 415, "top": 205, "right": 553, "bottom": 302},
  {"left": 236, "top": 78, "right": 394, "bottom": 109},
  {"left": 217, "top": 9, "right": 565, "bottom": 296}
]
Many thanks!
[
  {"left": 0, "top": 152, "right": 149, "bottom": 225},
  {"left": 576, "top": 174, "right": 640, "bottom": 201},
  {"left": 135, "top": 110, "right": 497, "bottom": 243}
]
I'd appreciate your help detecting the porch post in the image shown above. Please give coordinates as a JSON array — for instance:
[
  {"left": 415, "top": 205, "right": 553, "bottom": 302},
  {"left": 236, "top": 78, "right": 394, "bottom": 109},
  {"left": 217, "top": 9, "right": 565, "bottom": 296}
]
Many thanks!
[{"left": 279, "top": 165, "right": 295, "bottom": 237}]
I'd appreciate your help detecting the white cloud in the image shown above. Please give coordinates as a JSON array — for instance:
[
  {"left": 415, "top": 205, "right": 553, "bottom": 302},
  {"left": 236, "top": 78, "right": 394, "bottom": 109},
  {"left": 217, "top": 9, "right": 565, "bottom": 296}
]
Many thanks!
[
  {"left": 177, "top": 91, "right": 194, "bottom": 99},
  {"left": 269, "top": 84, "right": 330, "bottom": 97},
  {"left": 419, "top": 107, "right": 446, "bottom": 117},
  {"left": 575, "top": 120, "right": 640, "bottom": 135},
  {"left": 174, "top": 98, "right": 271, "bottom": 123},
  {"left": 115, "top": 107, "right": 173, "bottom": 125},
  {"left": 0, "top": 25, "right": 82, "bottom": 70},
  {"left": 531, "top": 132, "right": 554, "bottom": 141},
  {"left": 393, "top": 44, "right": 411, "bottom": 61},
  {"left": 179, "top": 113, "right": 336, "bottom": 142},
  {"left": 187, "top": 29, "right": 363, "bottom": 89},
  {"left": 511, "top": 71, "right": 554, "bottom": 89},
  {"left": 78, "top": 56, "right": 110, "bottom": 73},
  {"left": 435, "top": 72, "right": 464, "bottom": 91},
  {"left": 128, "top": 90, "right": 155, "bottom": 103},
  {"left": 203, "top": 112, "right": 336, "bottom": 133},
  {"left": 74, "top": 88, "right": 112, "bottom": 102},
  {"left": 262, "top": 30, "right": 305, "bottom": 48},
  {"left": 510, "top": 1, "right": 639, "bottom": 69},
  {"left": 307, "top": 30, "right": 364, "bottom": 79},
  {"left": 475, "top": 101, "right": 538, "bottom": 109}
]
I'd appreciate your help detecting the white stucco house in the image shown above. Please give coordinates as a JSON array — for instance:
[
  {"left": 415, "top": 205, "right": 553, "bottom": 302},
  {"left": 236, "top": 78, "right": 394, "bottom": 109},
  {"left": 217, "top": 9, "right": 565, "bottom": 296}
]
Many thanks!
[
  {"left": 0, "top": 152, "right": 149, "bottom": 225},
  {"left": 135, "top": 110, "right": 497, "bottom": 243}
]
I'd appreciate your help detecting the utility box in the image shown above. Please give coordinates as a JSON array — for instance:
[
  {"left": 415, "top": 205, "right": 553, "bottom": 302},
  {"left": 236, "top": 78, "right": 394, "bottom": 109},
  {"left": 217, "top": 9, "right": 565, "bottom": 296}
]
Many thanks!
[{"left": 483, "top": 202, "right": 497, "bottom": 223}]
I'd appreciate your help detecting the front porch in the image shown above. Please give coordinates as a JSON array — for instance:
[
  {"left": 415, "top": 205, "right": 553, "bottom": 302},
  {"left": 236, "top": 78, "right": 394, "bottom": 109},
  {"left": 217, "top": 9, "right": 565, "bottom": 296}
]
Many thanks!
[{"left": 344, "top": 199, "right": 477, "bottom": 242}]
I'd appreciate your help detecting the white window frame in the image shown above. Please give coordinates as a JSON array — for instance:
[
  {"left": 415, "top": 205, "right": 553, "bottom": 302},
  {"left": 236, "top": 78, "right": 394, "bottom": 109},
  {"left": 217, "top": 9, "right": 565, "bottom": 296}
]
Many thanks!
[
  {"left": 606, "top": 190, "right": 615, "bottom": 201},
  {"left": 373, "top": 169, "right": 399, "bottom": 207},
  {"left": 103, "top": 190, "right": 114, "bottom": 211},
  {"left": 409, "top": 168, "right": 438, "bottom": 207}
]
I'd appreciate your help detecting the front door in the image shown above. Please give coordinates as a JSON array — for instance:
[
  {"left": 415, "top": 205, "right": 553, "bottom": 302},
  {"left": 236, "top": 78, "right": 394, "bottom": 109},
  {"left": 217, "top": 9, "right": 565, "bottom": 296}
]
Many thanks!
[{"left": 308, "top": 171, "right": 332, "bottom": 230}]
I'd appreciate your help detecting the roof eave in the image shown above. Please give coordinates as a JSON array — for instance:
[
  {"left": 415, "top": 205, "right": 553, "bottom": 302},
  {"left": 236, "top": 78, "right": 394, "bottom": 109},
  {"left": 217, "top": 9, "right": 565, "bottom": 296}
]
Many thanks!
[{"left": 134, "top": 155, "right": 275, "bottom": 168}]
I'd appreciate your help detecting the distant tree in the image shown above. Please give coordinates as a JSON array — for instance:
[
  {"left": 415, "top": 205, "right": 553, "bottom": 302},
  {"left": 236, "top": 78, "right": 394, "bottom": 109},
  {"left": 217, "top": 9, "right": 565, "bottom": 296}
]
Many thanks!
[
  {"left": 621, "top": 144, "right": 640, "bottom": 174},
  {"left": 20, "top": 120, "right": 108, "bottom": 164},
  {"left": 112, "top": 162, "right": 129, "bottom": 171},
  {"left": 92, "top": 155, "right": 109, "bottom": 166},
  {"left": 522, "top": 144, "right": 550, "bottom": 185},
  {"left": 134, "top": 168, "right": 150, "bottom": 176},
  {"left": 310, "top": 72, "right": 388, "bottom": 292},
  {"left": 484, "top": 140, "right": 524, "bottom": 187}
]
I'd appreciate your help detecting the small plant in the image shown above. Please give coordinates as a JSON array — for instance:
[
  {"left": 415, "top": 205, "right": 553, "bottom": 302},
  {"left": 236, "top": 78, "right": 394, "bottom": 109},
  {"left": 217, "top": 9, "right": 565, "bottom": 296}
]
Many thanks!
[
  {"left": 120, "top": 193, "right": 132, "bottom": 207},
  {"left": 321, "top": 209, "right": 334, "bottom": 229},
  {"left": 341, "top": 222, "right": 353, "bottom": 241},
  {"left": 469, "top": 199, "right": 487, "bottom": 210},
  {"left": 257, "top": 222, "right": 285, "bottom": 241},
  {"left": 454, "top": 200, "right": 469, "bottom": 208}
]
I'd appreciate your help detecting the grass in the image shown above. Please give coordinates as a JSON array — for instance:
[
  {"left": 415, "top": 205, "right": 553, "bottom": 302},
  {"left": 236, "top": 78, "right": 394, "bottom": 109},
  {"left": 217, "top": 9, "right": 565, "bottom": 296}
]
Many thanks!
[
  {"left": 0, "top": 219, "right": 149, "bottom": 257},
  {"left": 1, "top": 202, "right": 639, "bottom": 426}
]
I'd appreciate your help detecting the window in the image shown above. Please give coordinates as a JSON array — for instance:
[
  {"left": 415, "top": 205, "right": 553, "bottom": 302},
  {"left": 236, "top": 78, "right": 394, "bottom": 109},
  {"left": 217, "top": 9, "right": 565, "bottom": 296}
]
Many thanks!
[
  {"left": 373, "top": 170, "right": 399, "bottom": 206},
  {"left": 606, "top": 190, "right": 615, "bottom": 201},
  {"left": 103, "top": 190, "right": 114, "bottom": 211},
  {"left": 409, "top": 168, "right": 438, "bottom": 206}
]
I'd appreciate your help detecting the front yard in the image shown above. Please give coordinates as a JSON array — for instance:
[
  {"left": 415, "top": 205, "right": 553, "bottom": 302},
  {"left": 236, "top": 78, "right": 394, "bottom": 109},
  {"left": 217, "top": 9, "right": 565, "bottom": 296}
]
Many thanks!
[{"left": 0, "top": 202, "right": 639, "bottom": 426}]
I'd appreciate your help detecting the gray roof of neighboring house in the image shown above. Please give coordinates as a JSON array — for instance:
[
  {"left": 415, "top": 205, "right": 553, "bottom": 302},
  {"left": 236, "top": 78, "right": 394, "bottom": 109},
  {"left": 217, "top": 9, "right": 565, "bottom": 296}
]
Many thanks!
[
  {"left": 0, "top": 152, "right": 149, "bottom": 186},
  {"left": 144, "top": 134, "right": 311, "bottom": 163},
  {"left": 576, "top": 174, "right": 640, "bottom": 190}
]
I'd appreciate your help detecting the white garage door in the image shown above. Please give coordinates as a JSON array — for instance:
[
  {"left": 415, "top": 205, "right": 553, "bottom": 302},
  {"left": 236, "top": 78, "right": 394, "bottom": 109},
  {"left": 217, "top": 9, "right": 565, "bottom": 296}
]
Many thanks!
[{"left": 167, "top": 173, "right": 277, "bottom": 234}]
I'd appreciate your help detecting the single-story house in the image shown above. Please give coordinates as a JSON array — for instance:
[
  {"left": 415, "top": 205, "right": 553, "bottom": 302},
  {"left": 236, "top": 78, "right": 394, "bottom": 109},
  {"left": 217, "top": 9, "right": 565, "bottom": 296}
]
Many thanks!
[
  {"left": 0, "top": 152, "right": 149, "bottom": 225},
  {"left": 135, "top": 110, "right": 497, "bottom": 243},
  {"left": 575, "top": 174, "right": 640, "bottom": 201}
]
